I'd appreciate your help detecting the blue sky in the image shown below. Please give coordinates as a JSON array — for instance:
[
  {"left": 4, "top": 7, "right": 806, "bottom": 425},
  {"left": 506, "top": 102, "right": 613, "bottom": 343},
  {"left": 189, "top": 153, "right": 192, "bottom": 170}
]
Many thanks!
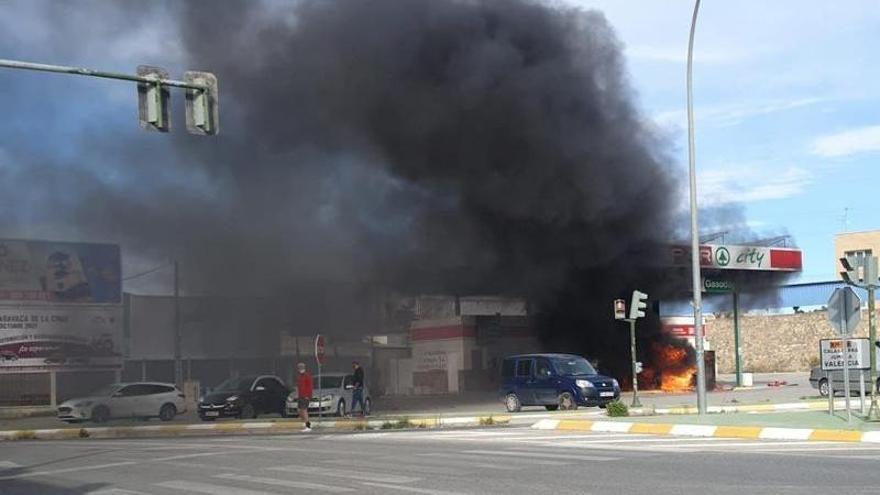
[
  {"left": 573, "top": 1, "right": 880, "bottom": 282},
  {"left": 1, "top": 1, "right": 878, "bottom": 288}
]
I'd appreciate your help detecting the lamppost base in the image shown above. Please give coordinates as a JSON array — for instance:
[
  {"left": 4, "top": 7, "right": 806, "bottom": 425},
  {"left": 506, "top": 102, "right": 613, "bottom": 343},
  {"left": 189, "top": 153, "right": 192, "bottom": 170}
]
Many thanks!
[{"left": 631, "top": 396, "right": 642, "bottom": 408}]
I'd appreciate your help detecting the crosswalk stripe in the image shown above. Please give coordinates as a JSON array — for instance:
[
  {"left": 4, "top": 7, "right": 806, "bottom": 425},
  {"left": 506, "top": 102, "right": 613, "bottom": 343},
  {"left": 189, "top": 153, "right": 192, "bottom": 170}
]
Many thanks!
[
  {"left": 215, "top": 473, "right": 354, "bottom": 492},
  {"left": 361, "top": 481, "right": 471, "bottom": 495},
  {"left": 155, "top": 480, "right": 278, "bottom": 495},
  {"left": 462, "top": 449, "right": 618, "bottom": 461},
  {"left": 322, "top": 459, "right": 466, "bottom": 475},
  {"left": 269, "top": 465, "right": 421, "bottom": 484}
]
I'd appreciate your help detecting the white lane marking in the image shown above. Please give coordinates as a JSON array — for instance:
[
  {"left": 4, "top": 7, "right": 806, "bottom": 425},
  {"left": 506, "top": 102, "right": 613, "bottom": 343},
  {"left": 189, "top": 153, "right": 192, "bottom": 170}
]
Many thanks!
[
  {"left": 510, "top": 435, "right": 732, "bottom": 444},
  {"left": 88, "top": 489, "right": 154, "bottom": 495},
  {"left": 0, "top": 461, "right": 21, "bottom": 469},
  {"left": 147, "top": 451, "right": 254, "bottom": 462},
  {"left": 269, "top": 465, "right": 420, "bottom": 484},
  {"left": 408, "top": 453, "right": 520, "bottom": 470},
  {"left": 462, "top": 449, "right": 617, "bottom": 461},
  {"left": 240, "top": 422, "right": 274, "bottom": 429},
  {"left": 155, "top": 480, "right": 278, "bottom": 495},
  {"left": 215, "top": 473, "right": 354, "bottom": 492},
  {"left": 361, "top": 481, "right": 471, "bottom": 495},
  {"left": 416, "top": 452, "right": 566, "bottom": 466},
  {"left": 322, "top": 459, "right": 464, "bottom": 475},
  {"left": 0, "top": 461, "right": 137, "bottom": 481}
]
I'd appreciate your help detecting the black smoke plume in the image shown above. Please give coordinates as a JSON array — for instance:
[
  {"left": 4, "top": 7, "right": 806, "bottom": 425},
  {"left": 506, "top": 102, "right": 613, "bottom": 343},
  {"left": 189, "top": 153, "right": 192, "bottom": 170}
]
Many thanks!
[{"left": 1, "top": 0, "right": 787, "bottom": 376}]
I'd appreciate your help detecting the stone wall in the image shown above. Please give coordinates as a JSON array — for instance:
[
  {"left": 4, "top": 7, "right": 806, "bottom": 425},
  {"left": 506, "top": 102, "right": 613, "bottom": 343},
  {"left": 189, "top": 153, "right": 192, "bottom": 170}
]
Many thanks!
[{"left": 706, "top": 310, "right": 871, "bottom": 373}]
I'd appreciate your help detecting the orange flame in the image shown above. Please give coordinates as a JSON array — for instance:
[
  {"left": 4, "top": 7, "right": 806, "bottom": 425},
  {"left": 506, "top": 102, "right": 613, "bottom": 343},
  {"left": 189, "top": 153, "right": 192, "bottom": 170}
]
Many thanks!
[{"left": 652, "top": 343, "right": 696, "bottom": 392}]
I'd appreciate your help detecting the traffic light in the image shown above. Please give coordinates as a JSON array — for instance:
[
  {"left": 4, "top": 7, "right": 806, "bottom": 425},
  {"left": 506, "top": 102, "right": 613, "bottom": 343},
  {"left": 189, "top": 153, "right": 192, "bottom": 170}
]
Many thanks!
[
  {"left": 635, "top": 361, "right": 643, "bottom": 374},
  {"left": 184, "top": 71, "right": 219, "bottom": 135},
  {"left": 613, "top": 299, "right": 626, "bottom": 320},
  {"left": 840, "top": 256, "right": 860, "bottom": 285},
  {"left": 629, "top": 290, "right": 648, "bottom": 320},
  {"left": 137, "top": 65, "right": 171, "bottom": 132}
]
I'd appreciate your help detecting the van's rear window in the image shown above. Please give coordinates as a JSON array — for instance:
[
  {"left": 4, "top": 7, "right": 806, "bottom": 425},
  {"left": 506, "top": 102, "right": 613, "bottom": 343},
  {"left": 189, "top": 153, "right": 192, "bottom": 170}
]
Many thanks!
[{"left": 501, "top": 359, "right": 515, "bottom": 378}]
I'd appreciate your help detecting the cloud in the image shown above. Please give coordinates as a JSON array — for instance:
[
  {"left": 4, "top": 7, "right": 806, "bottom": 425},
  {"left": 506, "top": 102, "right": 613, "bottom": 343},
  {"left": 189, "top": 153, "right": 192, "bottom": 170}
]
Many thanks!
[
  {"left": 654, "top": 97, "right": 827, "bottom": 131},
  {"left": 811, "top": 125, "right": 880, "bottom": 157},
  {"left": 697, "top": 164, "right": 812, "bottom": 207}
]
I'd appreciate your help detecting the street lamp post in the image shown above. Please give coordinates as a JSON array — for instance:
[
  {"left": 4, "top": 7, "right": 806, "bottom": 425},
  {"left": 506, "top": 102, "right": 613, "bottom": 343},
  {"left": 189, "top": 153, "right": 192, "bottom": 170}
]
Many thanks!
[{"left": 686, "top": 0, "right": 708, "bottom": 415}]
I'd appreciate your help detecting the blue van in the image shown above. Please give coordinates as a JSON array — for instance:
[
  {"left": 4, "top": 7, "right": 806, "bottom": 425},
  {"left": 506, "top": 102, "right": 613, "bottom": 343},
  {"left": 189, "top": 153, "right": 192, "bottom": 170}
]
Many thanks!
[{"left": 500, "top": 353, "right": 620, "bottom": 412}]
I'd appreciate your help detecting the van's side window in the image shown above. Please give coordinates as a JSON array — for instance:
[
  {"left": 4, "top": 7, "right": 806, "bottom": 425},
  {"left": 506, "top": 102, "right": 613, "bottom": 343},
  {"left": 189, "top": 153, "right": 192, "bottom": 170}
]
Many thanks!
[
  {"left": 516, "top": 359, "right": 533, "bottom": 377},
  {"left": 501, "top": 359, "right": 515, "bottom": 378},
  {"left": 535, "top": 358, "right": 552, "bottom": 377}
]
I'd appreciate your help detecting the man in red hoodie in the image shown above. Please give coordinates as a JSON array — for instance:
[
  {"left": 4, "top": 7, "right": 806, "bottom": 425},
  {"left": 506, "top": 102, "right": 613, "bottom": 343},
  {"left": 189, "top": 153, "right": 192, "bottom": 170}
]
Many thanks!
[{"left": 296, "top": 362, "right": 313, "bottom": 432}]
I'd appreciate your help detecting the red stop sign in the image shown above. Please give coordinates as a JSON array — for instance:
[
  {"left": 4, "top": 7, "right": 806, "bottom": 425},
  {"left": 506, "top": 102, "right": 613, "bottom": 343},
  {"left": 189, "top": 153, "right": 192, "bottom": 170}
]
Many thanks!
[{"left": 315, "top": 334, "right": 326, "bottom": 365}]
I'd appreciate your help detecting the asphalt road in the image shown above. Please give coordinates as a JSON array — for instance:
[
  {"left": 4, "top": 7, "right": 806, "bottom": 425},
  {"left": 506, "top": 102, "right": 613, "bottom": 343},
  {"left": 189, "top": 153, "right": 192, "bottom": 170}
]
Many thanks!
[{"left": 3, "top": 424, "right": 880, "bottom": 494}]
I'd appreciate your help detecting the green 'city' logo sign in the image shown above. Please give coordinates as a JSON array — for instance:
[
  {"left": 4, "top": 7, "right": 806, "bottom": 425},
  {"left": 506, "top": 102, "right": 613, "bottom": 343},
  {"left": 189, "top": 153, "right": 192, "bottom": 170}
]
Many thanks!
[{"left": 715, "top": 247, "right": 730, "bottom": 266}]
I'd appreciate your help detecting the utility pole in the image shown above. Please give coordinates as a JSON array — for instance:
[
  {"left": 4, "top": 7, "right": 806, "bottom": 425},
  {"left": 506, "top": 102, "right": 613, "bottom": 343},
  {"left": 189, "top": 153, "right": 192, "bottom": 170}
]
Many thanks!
[{"left": 686, "top": 0, "right": 707, "bottom": 415}]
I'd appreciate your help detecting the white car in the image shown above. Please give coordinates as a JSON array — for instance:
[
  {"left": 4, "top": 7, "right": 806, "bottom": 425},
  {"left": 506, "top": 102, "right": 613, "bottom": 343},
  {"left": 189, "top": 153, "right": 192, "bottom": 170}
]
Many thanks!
[
  {"left": 57, "top": 382, "right": 186, "bottom": 423},
  {"left": 286, "top": 372, "right": 372, "bottom": 417}
]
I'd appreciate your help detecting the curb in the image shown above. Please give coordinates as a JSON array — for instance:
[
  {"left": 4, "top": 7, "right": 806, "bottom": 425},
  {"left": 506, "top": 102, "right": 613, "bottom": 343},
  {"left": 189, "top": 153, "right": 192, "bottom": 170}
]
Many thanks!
[
  {"left": 531, "top": 418, "right": 879, "bottom": 443},
  {"left": 0, "top": 414, "right": 512, "bottom": 442},
  {"left": 636, "top": 399, "right": 849, "bottom": 416}
]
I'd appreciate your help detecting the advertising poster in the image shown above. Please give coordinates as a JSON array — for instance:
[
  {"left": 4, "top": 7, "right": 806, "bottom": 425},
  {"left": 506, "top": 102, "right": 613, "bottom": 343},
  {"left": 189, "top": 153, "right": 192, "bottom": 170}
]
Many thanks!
[{"left": 0, "top": 239, "right": 121, "bottom": 304}]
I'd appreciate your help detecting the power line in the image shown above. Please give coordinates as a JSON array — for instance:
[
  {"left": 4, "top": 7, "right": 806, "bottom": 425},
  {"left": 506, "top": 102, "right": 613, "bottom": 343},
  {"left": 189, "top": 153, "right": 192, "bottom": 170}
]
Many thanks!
[{"left": 123, "top": 262, "right": 171, "bottom": 282}]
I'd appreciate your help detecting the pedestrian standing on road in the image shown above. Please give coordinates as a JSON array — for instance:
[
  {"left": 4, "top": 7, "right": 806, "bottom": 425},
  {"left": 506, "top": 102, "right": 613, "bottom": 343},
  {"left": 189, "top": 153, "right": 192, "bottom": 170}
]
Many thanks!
[
  {"left": 296, "top": 362, "right": 313, "bottom": 432},
  {"left": 350, "top": 361, "right": 366, "bottom": 417}
]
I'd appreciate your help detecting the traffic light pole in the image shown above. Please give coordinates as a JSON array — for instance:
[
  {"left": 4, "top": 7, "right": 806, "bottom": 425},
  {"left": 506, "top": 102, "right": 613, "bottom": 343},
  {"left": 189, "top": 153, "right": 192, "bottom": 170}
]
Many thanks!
[
  {"left": 686, "top": 0, "right": 707, "bottom": 415},
  {"left": 868, "top": 283, "right": 879, "bottom": 419},
  {"left": 629, "top": 319, "right": 642, "bottom": 408},
  {"left": 0, "top": 58, "right": 208, "bottom": 91}
]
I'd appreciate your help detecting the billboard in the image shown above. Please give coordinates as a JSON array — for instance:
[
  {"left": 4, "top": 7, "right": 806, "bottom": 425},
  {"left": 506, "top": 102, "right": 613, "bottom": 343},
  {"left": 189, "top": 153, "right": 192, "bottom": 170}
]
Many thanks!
[
  {"left": 669, "top": 244, "right": 802, "bottom": 272},
  {"left": 0, "top": 305, "right": 123, "bottom": 372},
  {"left": 0, "top": 239, "right": 121, "bottom": 304}
]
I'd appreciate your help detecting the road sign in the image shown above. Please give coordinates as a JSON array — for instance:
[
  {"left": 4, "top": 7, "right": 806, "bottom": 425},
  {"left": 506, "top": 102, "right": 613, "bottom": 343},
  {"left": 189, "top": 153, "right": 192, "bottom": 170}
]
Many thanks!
[
  {"left": 828, "top": 287, "right": 861, "bottom": 336},
  {"left": 702, "top": 277, "right": 734, "bottom": 294},
  {"left": 315, "top": 334, "right": 326, "bottom": 365},
  {"left": 820, "top": 338, "right": 871, "bottom": 371}
]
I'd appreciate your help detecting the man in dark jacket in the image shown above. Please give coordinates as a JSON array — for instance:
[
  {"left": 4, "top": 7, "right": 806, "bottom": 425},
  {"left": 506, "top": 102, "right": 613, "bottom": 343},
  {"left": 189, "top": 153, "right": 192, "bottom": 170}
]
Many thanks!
[{"left": 350, "top": 361, "right": 367, "bottom": 417}]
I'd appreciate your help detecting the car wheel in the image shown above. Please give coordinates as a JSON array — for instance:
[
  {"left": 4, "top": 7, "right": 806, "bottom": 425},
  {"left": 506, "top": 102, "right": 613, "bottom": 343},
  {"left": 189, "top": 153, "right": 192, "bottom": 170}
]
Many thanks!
[
  {"left": 336, "top": 399, "right": 346, "bottom": 417},
  {"left": 364, "top": 398, "right": 372, "bottom": 416},
  {"left": 239, "top": 404, "right": 256, "bottom": 420},
  {"left": 598, "top": 403, "right": 608, "bottom": 409},
  {"left": 818, "top": 378, "right": 830, "bottom": 397},
  {"left": 91, "top": 406, "right": 110, "bottom": 424},
  {"left": 505, "top": 393, "right": 522, "bottom": 413},
  {"left": 159, "top": 403, "right": 177, "bottom": 422},
  {"left": 545, "top": 405, "right": 559, "bottom": 411},
  {"left": 201, "top": 416, "right": 216, "bottom": 422},
  {"left": 557, "top": 392, "right": 577, "bottom": 411}
]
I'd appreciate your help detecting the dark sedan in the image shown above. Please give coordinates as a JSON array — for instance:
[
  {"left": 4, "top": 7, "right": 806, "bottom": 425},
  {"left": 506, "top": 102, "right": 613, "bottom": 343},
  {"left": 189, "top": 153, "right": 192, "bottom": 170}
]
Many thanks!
[{"left": 198, "top": 375, "right": 290, "bottom": 420}]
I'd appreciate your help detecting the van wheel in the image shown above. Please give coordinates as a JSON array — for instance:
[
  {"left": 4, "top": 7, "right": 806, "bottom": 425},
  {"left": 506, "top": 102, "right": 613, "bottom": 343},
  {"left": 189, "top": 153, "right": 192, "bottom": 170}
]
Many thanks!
[
  {"left": 505, "top": 393, "right": 522, "bottom": 413},
  {"left": 159, "top": 404, "right": 177, "bottom": 422},
  {"left": 818, "top": 379, "right": 829, "bottom": 397},
  {"left": 545, "top": 405, "right": 559, "bottom": 411},
  {"left": 558, "top": 392, "right": 577, "bottom": 411}
]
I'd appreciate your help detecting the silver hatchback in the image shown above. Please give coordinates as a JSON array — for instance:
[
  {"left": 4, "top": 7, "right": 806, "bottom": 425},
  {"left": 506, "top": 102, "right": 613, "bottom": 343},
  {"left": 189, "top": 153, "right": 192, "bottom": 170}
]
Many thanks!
[{"left": 286, "top": 372, "right": 371, "bottom": 417}]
